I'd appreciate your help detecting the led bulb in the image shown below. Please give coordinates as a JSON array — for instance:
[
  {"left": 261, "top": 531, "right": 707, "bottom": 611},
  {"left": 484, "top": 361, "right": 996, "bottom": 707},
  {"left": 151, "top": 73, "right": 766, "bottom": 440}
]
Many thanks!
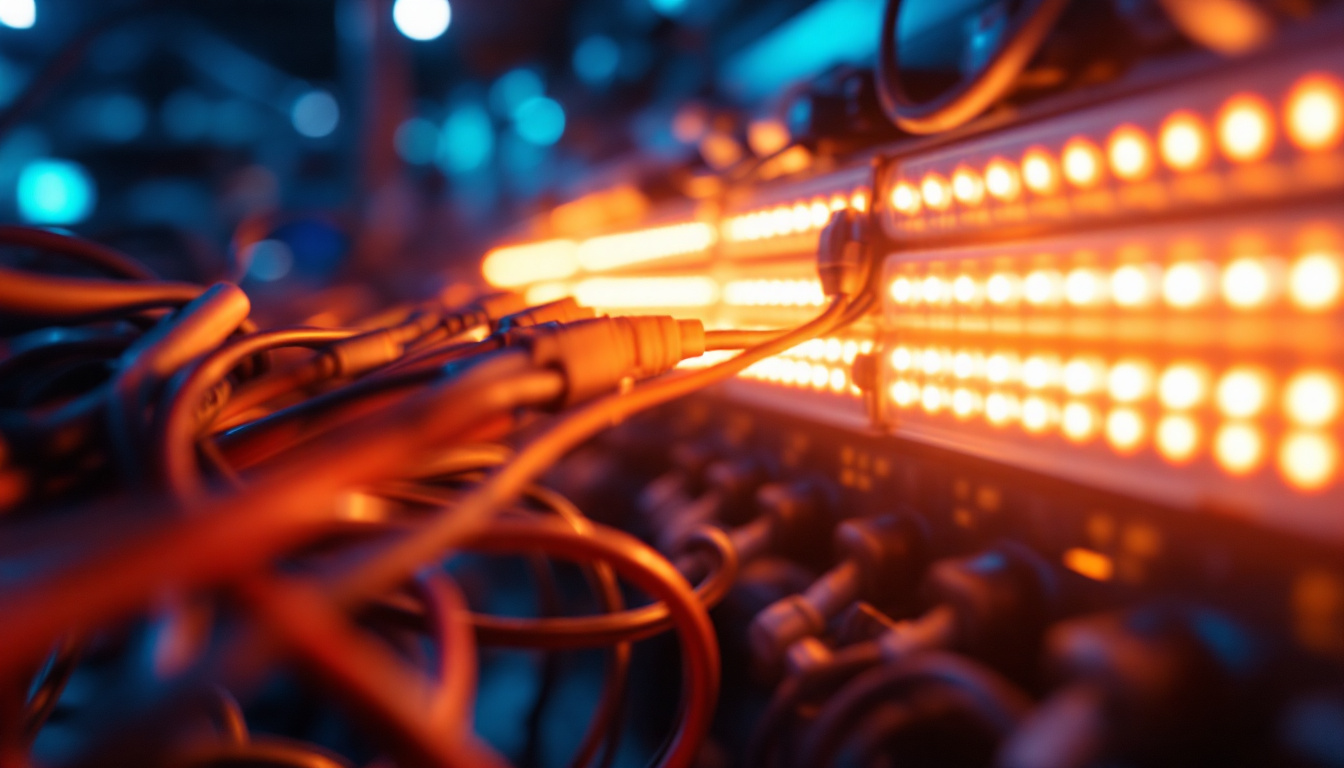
[
  {"left": 1108, "top": 360, "right": 1154, "bottom": 403},
  {"left": 1279, "top": 431, "right": 1339, "bottom": 491},
  {"left": 921, "top": 173, "right": 952, "bottom": 211},
  {"left": 890, "top": 182, "right": 921, "bottom": 215},
  {"left": 1217, "top": 93, "right": 1275, "bottom": 163},
  {"left": 1062, "top": 137, "right": 1105, "bottom": 188},
  {"left": 1106, "top": 408, "right": 1146, "bottom": 454},
  {"left": 1158, "top": 363, "right": 1209, "bottom": 410},
  {"left": 985, "top": 158, "right": 1022, "bottom": 201},
  {"left": 1215, "top": 422, "right": 1264, "bottom": 475},
  {"left": 1022, "top": 148, "right": 1059, "bottom": 195},
  {"left": 1284, "top": 370, "right": 1341, "bottom": 427},
  {"left": 1285, "top": 73, "right": 1344, "bottom": 153},
  {"left": 1159, "top": 111, "right": 1211, "bottom": 172},
  {"left": 1288, "top": 251, "right": 1343, "bottom": 310},
  {"left": 1163, "top": 261, "right": 1215, "bottom": 308},
  {"left": 1062, "top": 402, "right": 1098, "bottom": 442},
  {"left": 1222, "top": 257, "right": 1275, "bottom": 309},
  {"left": 1156, "top": 415, "right": 1200, "bottom": 464},
  {"left": 1108, "top": 124, "right": 1154, "bottom": 181},
  {"left": 1217, "top": 367, "right": 1271, "bottom": 418},
  {"left": 952, "top": 167, "right": 985, "bottom": 206}
]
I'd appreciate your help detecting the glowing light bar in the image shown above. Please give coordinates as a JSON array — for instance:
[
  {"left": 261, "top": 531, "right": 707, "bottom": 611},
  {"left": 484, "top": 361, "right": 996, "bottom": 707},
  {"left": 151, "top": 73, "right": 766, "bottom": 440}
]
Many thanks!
[
  {"left": 482, "top": 239, "right": 578, "bottom": 288},
  {"left": 883, "top": 342, "right": 1343, "bottom": 490},
  {"left": 726, "top": 335, "right": 872, "bottom": 399},
  {"left": 884, "top": 231, "right": 1342, "bottom": 314},
  {"left": 723, "top": 279, "right": 825, "bottom": 307},
  {"left": 576, "top": 222, "right": 716, "bottom": 272},
  {"left": 723, "top": 182, "right": 869, "bottom": 244},
  {"left": 881, "top": 60, "right": 1344, "bottom": 241},
  {"left": 573, "top": 276, "right": 718, "bottom": 308}
]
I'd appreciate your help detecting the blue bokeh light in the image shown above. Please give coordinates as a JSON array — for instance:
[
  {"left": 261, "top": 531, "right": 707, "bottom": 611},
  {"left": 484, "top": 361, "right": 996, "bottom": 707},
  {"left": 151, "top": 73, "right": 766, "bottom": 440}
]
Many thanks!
[
  {"left": 395, "top": 117, "right": 441, "bottom": 165},
  {"left": 17, "top": 159, "right": 96, "bottom": 225},
  {"left": 573, "top": 35, "right": 620, "bottom": 85},
  {"left": 291, "top": 90, "right": 340, "bottom": 139},
  {"left": 512, "top": 96, "right": 565, "bottom": 146},
  {"left": 245, "top": 239, "right": 295, "bottom": 282},
  {"left": 94, "top": 93, "right": 147, "bottom": 143},
  {"left": 392, "top": 0, "right": 451, "bottom": 41},
  {"left": 161, "top": 90, "right": 211, "bottom": 142},
  {"left": 721, "top": 0, "right": 883, "bottom": 101},
  {"left": 0, "top": 0, "right": 35, "bottom": 29},
  {"left": 488, "top": 68, "right": 543, "bottom": 118},
  {"left": 439, "top": 104, "right": 494, "bottom": 174},
  {"left": 647, "top": 0, "right": 687, "bottom": 18}
]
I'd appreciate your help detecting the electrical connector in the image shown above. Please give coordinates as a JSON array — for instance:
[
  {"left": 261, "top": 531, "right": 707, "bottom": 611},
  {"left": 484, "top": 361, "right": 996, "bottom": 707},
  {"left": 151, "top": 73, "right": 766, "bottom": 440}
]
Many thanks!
[
  {"left": 496, "top": 297, "right": 596, "bottom": 333},
  {"left": 816, "top": 208, "right": 870, "bottom": 298},
  {"left": 749, "top": 514, "right": 925, "bottom": 669},
  {"left": 508, "top": 315, "right": 706, "bottom": 406}
]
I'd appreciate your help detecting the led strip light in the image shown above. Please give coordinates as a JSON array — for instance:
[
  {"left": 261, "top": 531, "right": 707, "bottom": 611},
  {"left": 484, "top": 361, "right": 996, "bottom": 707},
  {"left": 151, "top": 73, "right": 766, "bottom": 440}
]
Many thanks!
[{"left": 880, "top": 57, "right": 1344, "bottom": 240}]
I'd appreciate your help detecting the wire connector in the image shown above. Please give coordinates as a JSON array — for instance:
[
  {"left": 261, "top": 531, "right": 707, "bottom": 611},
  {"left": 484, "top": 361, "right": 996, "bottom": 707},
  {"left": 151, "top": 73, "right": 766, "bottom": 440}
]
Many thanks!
[
  {"left": 497, "top": 297, "right": 597, "bottom": 332},
  {"left": 816, "top": 208, "right": 870, "bottom": 298},
  {"left": 511, "top": 316, "right": 706, "bottom": 406}
]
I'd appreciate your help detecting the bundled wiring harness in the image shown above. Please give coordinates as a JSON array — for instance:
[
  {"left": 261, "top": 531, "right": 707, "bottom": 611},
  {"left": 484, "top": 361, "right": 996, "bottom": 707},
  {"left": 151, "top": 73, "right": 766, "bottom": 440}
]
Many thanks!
[{"left": 0, "top": 213, "right": 876, "bottom": 768}]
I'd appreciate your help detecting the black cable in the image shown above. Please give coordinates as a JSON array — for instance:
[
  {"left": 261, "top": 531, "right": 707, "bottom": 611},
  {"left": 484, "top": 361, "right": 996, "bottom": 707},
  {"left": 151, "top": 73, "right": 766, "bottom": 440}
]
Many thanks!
[{"left": 796, "top": 652, "right": 1034, "bottom": 767}]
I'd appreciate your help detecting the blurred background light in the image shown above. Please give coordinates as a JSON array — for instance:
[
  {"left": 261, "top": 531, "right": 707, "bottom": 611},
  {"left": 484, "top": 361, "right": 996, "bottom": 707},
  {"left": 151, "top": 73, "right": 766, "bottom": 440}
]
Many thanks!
[
  {"left": 647, "top": 0, "right": 687, "bottom": 18},
  {"left": 93, "top": 92, "right": 147, "bottom": 143},
  {"left": 573, "top": 35, "right": 620, "bottom": 85},
  {"left": 721, "top": 0, "right": 883, "bottom": 101},
  {"left": 392, "top": 0, "right": 451, "bottom": 41},
  {"left": 212, "top": 100, "right": 264, "bottom": 145},
  {"left": 513, "top": 96, "right": 565, "bottom": 146},
  {"left": 291, "top": 89, "right": 340, "bottom": 139},
  {"left": 0, "top": 0, "right": 35, "bottom": 30},
  {"left": 489, "top": 68, "right": 543, "bottom": 117},
  {"left": 395, "top": 116, "right": 441, "bottom": 165},
  {"left": 17, "top": 158, "right": 95, "bottom": 225},
  {"left": 160, "top": 90, "right": 211, "bottom": 142},
  {"left": 245, "top": 239, "right": 295, "bottom": 282},
  {"left": 439, "top": 103, "right": 494, "bottom": 173}
]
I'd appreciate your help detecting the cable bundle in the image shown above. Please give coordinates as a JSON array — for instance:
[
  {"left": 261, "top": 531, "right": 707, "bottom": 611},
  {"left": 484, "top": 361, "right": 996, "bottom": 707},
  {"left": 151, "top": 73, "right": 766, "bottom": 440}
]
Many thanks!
[{"left": 0, "top": 217, "right": 875, "bottom": 768}]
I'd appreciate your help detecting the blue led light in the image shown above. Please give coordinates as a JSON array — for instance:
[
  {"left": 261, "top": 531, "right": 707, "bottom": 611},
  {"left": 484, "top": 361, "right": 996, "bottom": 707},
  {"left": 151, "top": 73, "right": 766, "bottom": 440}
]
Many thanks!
[
  {"left": 245, "top": 239, "right": 295, "bottom": 282},
  {"left": 16, "top": 159, "right": 95, "bottom": 225},
  {"left": 94, "top": 93, "right": 147, "bottom": 143},
  {"left": 291, "top": 89, "right": 340, "bottom": 139},
  {"left": 395, "top": 117, "right": 441, "bottom": 165},
  {"left": 0, "top": 0, "right": 35, "bottom": 29},
  {"left": 161, "top": 90, "right": 211, "bottom": 142},
  {"left": 489, "top": 68, "right": 543, "bottom": 117},
  {"left": 512, "top": 96, "right": 565, "bottom": 146},
  {"left": 439, "top": 104, "right": 494, "bottom": 174},
  {"left": 392, "top": 0, "right": 451, "bottom": 41},
  {"left": 573, "top": 35, "right": 620, "bottom": 85},
  {"left": 647, "top": 0, "right": 686, "bottom": 18},
  {"left": 721, "top": 0, "right": 883, "bottom": 101}
]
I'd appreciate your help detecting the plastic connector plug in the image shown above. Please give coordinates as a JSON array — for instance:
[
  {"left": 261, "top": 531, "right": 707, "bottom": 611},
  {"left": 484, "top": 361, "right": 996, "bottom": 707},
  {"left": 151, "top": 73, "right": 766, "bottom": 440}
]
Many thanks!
[
  {"left": 473, "top": 292, "right": 528, "bottom": 329},
  {"left": 325, "top": 330, "right": 405, "bottom": 378},
  {"left": 655, "top": 457, "right": 772, "bottom": 552},
  {"left": 511, "top": 315, "right": 706, "bottom": 407},
  {"left": 921, "top": 543, "right": 1058, "bottom": 671},
  {"left": 1001, "top": 604, "right": 1262, "bottom": 768},
  {"left": 816, "top": 208, "right": 870, "bottom": 298},
  {"left": 496, "top": 297, "right": 596, "bottom": 333},
  {"left": 749, "top": 515, "right": 925, "bottom": 668}
]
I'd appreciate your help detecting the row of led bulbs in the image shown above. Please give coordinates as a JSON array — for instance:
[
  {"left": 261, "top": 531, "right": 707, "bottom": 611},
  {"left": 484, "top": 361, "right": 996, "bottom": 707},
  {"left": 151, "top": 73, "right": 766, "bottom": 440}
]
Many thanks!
[
  {"left": 889, "top": 345, "right": 1339, "bottom": 428},
  {"left": 722, "top": 188, "right": 870, "bottom": 243},
  {"left": 887, "top": 379, "right": 1338, "bottom": 491},
  {"left": 737, "top": 336, "right": 874, "bottom": 396},
  {"left": 888, "top": 248, "right": 1343, "bottom": 312},
  {"left": 888, "top": 72, "right": 1344, "bottom": 217}
]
